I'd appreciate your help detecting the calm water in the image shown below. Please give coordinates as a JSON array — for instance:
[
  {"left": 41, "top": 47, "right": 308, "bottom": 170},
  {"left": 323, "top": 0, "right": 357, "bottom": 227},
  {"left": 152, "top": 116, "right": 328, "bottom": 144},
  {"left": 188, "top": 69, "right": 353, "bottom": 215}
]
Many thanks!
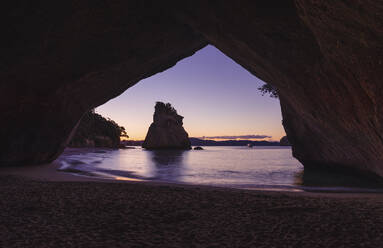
[{"left": 57, "top": 146, "right": 383, "bottom": 192}]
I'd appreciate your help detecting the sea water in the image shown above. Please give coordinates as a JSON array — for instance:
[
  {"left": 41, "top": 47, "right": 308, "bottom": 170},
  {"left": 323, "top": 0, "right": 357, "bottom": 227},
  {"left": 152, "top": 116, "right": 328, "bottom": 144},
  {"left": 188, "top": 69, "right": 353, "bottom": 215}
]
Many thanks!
[{"left": 57, "top": 146, "right": 383, "bottom": 192}]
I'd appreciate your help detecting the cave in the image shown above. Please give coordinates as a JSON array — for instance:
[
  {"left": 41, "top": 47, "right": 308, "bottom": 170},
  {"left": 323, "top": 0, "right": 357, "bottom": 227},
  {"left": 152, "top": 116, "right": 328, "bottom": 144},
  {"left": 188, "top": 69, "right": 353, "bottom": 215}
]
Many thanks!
[{"left": 1, "top": 1, "right": 383, "bottom": 178}]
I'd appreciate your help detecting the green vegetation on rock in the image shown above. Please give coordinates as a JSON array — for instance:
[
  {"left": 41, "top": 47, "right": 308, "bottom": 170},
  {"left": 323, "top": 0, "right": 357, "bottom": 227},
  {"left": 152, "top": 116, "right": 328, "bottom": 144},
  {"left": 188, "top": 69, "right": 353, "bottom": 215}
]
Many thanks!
[
  {"left": 69, "top": 110, "right": 128, "bottom": 148},
  {"left": 155, "top": 102, "right": 178, "bottom": 116},
  {"left": 258, "top": 83, "right": 278, "bottom": 98}
]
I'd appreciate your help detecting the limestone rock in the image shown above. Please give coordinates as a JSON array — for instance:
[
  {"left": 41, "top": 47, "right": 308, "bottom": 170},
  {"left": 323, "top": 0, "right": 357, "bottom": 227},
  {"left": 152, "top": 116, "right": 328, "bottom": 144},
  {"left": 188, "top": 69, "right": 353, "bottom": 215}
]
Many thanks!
[
  {"left": 0, "top": 1, "right": 205, "bottom": 165},
  {"left": 142, "top": 102, "right": 191, "bottom": 150}
]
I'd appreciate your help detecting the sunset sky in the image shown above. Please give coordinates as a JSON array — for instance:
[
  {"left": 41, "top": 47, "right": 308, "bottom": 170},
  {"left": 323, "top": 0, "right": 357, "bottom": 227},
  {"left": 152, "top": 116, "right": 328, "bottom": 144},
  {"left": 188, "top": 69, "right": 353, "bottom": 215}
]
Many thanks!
[{"left": 97, "top": 45, "right": 285, "bottom": 141}]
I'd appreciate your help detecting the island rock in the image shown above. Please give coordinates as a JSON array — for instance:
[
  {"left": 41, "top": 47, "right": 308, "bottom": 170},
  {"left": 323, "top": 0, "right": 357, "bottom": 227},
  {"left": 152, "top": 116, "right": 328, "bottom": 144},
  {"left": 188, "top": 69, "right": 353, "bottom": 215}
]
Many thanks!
[
  {"left": 279, "top": 136, "right": 290, "bottom": 146},
  {"left": 194, "top": 146, "right": 204, "bottom": 150},
  {"left": 142, "top": 102, "right": 191, "bottom": 150}
]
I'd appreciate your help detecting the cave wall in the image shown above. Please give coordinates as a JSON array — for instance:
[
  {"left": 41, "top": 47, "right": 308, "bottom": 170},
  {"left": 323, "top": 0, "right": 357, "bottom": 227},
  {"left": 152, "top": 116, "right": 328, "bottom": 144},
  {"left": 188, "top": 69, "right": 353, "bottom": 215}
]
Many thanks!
[
  {"left": 170, "top": 0, "right": 383, "bottom": 177},
  {"left": 1, "top": 1, "right": 383, "bottom": 177},
  {"left": 0, "top": 1, "right": 207, "bottom": 165}
]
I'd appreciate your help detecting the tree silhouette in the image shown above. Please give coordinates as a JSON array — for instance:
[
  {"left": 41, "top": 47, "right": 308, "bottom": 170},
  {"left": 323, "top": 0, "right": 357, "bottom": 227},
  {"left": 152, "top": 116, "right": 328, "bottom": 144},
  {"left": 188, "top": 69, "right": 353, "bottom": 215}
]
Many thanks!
[
  {"left": 69, "top": 110, "right": 128, "bottom": 147},
  {"left": 155, "top": 101, "right": 178, "bottom": 115},
  {"left": 258, "top": 83, "right": 278, "bottom": 98}
]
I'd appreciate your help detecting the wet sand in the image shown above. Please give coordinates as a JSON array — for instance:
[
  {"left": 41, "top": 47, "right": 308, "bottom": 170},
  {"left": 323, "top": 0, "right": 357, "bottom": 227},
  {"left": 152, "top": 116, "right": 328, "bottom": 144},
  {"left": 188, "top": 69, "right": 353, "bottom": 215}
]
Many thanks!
[{"left": 1, "top": 162, "right": 383, "bottom": 247}]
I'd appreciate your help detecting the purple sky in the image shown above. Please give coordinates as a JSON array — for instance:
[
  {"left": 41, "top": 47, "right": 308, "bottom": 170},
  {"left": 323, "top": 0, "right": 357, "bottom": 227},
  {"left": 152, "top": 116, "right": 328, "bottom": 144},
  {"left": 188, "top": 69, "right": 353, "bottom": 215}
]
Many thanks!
[{"left": 97, "top": 45, "right": 285, "bottom": 141}]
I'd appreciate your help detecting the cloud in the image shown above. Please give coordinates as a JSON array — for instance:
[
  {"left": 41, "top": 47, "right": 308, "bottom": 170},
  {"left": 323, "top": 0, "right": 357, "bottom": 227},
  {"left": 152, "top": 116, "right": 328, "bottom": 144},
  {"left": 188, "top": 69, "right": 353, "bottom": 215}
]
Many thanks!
[{"left": 200, "top": 135, "right": 272, "bottom": 140}]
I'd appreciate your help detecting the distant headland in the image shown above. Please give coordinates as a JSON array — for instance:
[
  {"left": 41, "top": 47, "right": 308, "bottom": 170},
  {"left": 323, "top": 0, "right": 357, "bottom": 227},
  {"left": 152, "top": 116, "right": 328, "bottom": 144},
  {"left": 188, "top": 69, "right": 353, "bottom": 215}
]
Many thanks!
[
  {"left": 69, "top": 110, "right": 128, "bottom": 148},
  {"left": 124, "top": 138, "right": 281, "bottom": 147}
]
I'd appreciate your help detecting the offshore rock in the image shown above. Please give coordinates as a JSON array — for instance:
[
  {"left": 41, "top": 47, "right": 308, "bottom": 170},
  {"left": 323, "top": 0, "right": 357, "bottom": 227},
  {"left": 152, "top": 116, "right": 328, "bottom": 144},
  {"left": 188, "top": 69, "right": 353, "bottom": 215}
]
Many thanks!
[
  {"left": 280, "top": 136, "right": 290, "bottom": 146},
  {"left": 142, "top": 102, "right": 191, "bottom": 150}
]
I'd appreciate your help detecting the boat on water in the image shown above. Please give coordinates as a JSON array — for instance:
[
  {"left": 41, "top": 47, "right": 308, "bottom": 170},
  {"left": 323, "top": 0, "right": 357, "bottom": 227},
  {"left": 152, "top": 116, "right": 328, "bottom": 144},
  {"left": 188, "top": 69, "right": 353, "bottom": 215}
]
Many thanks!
[{"left": 247, "top": 143, "right": 253, "bottom": 148}]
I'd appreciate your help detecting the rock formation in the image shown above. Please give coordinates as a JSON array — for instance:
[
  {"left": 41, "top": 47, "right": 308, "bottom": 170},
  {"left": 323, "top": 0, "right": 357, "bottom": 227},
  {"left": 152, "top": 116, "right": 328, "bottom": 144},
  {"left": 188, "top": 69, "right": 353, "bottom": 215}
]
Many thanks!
[
  {"left": 142, "top": 102, "right": 191, "bottom": 150},
  {"left": 1, "top": 1, "right": 383, "bottom": 178},
  {"left": 279, "top": 136, "right": 291, "bottom": 146},
  {"left": 0, "top": 1, "right": 205, "bottom": 165},
  {"left": 69, "top": 111, "right": 127, "bottom": 148}
]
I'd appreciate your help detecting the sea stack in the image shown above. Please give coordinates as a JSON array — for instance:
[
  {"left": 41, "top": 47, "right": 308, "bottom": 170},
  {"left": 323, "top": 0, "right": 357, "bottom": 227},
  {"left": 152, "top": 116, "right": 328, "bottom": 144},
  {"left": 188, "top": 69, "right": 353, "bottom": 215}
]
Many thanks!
[{"left": 142, "top": 102, "right": 191, "bottom": 150}]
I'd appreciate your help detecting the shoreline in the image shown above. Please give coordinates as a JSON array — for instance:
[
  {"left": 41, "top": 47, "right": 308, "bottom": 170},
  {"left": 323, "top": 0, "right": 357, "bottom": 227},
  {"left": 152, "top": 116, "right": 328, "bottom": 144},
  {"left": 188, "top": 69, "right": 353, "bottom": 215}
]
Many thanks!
[
  {"left": 1, "top": 155, "right": 383, "bottom": 199},
  {"left": 1, "top": 172, "right": 383, "bottom": 247},
  {"left": 1, "top": 160, "right": 383, "bottom": 246},
  {"left": 8, "top": 147, "right": 380, "bottom": 195}
]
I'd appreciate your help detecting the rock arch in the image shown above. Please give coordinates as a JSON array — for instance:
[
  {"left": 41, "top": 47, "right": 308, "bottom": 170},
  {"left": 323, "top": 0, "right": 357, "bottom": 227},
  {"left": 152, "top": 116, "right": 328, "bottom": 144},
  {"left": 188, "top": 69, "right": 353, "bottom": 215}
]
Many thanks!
[{"left": 1, "top": 1, "right": 383, "bottom": 177}]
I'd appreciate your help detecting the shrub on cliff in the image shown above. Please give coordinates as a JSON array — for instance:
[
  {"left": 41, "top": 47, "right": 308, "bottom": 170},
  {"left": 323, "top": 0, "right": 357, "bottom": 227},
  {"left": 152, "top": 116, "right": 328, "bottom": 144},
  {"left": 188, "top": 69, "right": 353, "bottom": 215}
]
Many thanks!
[
  {"left": 258, "top": 83, "right": 278, "bottom": 98},
  {"left": 155, "top": 101, "right": 178, "bottom": 115},
  {"left": 69, "top": 110, "right": 128, "bottom": 148}
]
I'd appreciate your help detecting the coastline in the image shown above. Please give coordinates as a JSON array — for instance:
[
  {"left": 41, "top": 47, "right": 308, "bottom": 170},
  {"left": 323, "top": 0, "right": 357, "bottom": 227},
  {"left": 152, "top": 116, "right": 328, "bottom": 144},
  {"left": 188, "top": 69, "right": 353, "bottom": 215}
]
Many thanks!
[
  {"left": 1, "top": 148, "right": 383, "bottom": 246},
  {"left": 3, "top": 147, "right": 380, "bottom": 195},
  {"left": 1, "top": 166, "right": 383, "bottom": 247},
  {"left": 1, "top": 149, "right": 383, "bottom": 198}
]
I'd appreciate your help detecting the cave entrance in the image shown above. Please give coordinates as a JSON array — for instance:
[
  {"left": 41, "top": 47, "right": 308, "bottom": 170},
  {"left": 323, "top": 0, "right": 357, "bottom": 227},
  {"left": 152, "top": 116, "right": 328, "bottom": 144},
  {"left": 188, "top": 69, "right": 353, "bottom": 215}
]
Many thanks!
[
  {"left": 64, "top": 45, "right": 378, "bottom": 190},
  {"left": 71, "top": 45, "right": 309, "bottom": 189},
  {"left": 96, "top": 45, "right": 285, "bottom": 143}
]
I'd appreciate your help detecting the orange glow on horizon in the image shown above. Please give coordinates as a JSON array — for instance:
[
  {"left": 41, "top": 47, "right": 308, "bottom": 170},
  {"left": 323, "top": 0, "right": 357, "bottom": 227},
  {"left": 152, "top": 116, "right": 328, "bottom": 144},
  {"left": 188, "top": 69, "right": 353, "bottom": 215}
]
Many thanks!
[{"left": 125, "top": 133, "right": 285, "bottom": 142}]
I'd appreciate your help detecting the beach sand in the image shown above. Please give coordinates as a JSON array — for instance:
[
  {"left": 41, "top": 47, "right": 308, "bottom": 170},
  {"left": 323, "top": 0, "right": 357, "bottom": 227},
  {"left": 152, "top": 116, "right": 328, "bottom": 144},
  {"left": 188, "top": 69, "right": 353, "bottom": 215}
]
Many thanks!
[{"left": 1, "top": 162, "right": 383, "bottom": 247}]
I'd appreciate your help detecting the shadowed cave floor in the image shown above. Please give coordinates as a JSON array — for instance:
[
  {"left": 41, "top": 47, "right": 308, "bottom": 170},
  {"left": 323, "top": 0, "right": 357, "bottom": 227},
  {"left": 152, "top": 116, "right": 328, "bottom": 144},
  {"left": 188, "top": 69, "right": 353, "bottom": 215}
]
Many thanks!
[{"left": 0, "top": 176, "right": 383, "bottom": 247}]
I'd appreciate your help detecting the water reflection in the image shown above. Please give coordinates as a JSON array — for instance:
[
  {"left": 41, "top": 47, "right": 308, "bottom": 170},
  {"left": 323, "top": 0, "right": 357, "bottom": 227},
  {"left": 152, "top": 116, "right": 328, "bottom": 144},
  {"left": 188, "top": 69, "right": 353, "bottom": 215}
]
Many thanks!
[
  {"left": 146, "top": 150, "right": 188, "bottom": 181},
  {"left": 57, "top": 147, "right": 383, "bottom": 192}
]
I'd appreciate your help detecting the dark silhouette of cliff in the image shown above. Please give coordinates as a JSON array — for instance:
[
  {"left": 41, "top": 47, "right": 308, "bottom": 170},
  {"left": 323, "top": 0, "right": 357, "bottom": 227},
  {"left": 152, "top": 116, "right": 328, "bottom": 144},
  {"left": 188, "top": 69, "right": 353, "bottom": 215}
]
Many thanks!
[
  {"left": 2, "top": 1, "right": 383, "bottom": 178},
  {"left": 69, "top": 111, "right": 128, "bottom": 148},
  {"left": 279, "top": 136, "right": 290, "bottom": 146}
]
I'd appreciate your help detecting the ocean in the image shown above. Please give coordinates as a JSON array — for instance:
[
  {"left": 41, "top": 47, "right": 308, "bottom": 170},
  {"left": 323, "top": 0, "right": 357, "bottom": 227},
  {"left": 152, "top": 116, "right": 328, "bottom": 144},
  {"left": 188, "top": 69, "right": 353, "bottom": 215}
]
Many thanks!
[{"left": 57, "top": 146, "right": 383, "bottom": 192}]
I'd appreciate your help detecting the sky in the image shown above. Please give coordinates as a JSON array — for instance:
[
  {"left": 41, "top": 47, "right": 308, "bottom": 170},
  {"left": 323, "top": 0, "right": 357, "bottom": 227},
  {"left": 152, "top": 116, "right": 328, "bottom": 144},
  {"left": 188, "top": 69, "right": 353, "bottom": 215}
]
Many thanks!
[{"left": 97, "top": 45, "right": 285, "bottom": 141}]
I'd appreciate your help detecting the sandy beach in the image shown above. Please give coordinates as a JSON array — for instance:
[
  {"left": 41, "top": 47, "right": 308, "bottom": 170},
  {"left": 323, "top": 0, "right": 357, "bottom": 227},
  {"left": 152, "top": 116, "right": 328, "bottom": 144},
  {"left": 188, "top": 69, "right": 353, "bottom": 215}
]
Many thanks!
[{"left": 0, "top": 162, "right": 382, "bottom": 248}]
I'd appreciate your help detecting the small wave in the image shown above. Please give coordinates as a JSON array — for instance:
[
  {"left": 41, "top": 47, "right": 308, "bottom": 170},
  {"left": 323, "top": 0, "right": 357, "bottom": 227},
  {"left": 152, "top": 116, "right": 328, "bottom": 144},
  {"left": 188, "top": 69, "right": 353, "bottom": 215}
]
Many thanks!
[
  {"left": 93, "top": 150, "right": 107, "bottom": 154},
  {"left": 58, "top": 161, "right": 72, "bottom": 171},
  {"left": 66, "top": 159, "right": 86, "bottom": 166},
  {"left": 219, "top": 170, "right": 241, "bottom": 174},
  {"left": 58, "top": 161, "right": 85, "bottom": 174},
  {"left": 229, "top": 184, "right": 383, "bottom": 193},
  {"left": 96, "top": 168, "right": 142, "bottom": 178},
  {"left": 91, "top": 160, "right": 103, "bottom": 164}
]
